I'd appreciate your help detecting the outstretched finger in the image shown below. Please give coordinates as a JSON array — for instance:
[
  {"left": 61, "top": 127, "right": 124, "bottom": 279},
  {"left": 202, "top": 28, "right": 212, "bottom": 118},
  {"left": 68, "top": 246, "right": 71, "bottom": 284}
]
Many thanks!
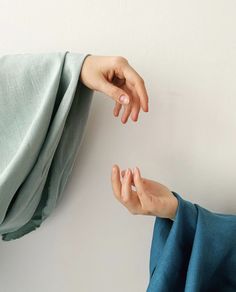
[
  {"left": 133, "top": 167, "right": 145, "bottom": 195},
  {"left": 133, "top": 167, "right": 159, "bottom": 214},
  {"left": 111, "top": 164, "right": 122, "bottom": 201},
  {"left": 133, "top": 166, "right": 149, "bottom": 211}
]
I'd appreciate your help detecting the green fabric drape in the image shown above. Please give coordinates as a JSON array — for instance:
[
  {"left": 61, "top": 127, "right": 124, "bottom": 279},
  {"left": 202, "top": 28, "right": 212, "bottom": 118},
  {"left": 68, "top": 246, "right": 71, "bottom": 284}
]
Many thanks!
[{"left": 0, "top": 52, "right": 93, "bottom": 241}]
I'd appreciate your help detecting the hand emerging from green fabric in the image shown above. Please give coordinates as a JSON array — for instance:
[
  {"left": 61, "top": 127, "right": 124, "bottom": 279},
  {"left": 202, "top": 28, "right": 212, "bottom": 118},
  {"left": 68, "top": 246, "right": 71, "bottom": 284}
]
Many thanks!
[
  {"left": 111, "top": 165, "right": 178, "bottom": 220},
  {"left": 80, "top": 55, "right": 149, "bottom": 123},
  {"left": 81, "top": 55, "right": 178, "bottom": 219}
]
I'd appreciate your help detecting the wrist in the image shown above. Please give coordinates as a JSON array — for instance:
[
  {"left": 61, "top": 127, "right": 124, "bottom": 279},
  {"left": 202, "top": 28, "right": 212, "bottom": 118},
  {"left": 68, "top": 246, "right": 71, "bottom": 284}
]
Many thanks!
[{"left": 168, "top": 195, "right": 178, "bottom": 220}]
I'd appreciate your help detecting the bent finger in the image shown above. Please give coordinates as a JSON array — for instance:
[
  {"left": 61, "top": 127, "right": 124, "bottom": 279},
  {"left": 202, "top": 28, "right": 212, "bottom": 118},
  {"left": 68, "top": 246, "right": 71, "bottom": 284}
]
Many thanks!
[
  {"left": 121, "top": 168, "right": 132, "bottom": 203},
  {"left": 121, "top": 104, "right": 132, "bottom": 124},
  {"left": 113, "top": 102, "right": 122, "bottom": 117},
  {"left": 131, "top": 98, "right": 141, "bottom": 122},
  {"left": 100, "top": 78, "right": 130, "bottom": 106},
  {"left": 121, "top": 169, "right": 135, "bottom": 186},
  {"left": 123, "top": 65, "right": 149, "bottom": 112}
]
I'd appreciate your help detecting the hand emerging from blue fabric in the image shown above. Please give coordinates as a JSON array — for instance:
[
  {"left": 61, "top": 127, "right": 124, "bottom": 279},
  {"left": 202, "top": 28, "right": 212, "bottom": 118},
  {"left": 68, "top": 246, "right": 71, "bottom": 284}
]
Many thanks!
[
  {"left": 111, "top": 165, "right": 178, "bottom": 220},
  {"left": 80, "top": 55, "right": 149, "bottom": 123}
]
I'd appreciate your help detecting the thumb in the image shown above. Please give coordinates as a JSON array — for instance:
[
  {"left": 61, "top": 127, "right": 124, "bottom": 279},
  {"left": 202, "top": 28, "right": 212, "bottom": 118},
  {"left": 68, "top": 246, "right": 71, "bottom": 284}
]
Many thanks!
[{"left": 100, "top": 80, "right": 130, "bottom": 105}]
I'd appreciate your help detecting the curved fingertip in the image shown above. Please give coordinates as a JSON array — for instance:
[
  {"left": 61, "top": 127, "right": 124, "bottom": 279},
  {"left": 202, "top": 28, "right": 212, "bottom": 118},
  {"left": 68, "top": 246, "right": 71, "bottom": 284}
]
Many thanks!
[
  {"left": 126, "top": 168, "right": 132, "bottom": 179},
  {"left": 130, "top": 109, "right": 138, "bottom": 122},
  {"left": 113, "top": 102, "right": 122, "bottom": 117},
  {"left": 133, "top": 166, "right": 140, "bottom": 175},
  {"left": 141, "top": 104, "right": 148, "bottom": 113},
  {"left": 134, "top": 167, "right": 143, "bottom": 183},
  {"left": 113, "top": 107, "right": 121, "bottom": 117},
  {"left": 111, "top": 167, "right": 116, "bottom": 178},
  {"left": 143, "top": 99, "right": 149, "bottom": 112},
  {"left": 131, "top": 113, "right": 139, "bottom": 122},
  {"left": 139, "top": 97, "right": 148, "bottom": 112},
  {"left": 113, "top": 109, "right": 118, "bottom": 117},
  {"left": 121, "top": 110, "right": 130, "bottom": 124},
  {"left": 112, "top": 164, "right": 120, "bottom": 174},
  {"left": 121, "top": 117, "right": 127, "bottom": 124}
]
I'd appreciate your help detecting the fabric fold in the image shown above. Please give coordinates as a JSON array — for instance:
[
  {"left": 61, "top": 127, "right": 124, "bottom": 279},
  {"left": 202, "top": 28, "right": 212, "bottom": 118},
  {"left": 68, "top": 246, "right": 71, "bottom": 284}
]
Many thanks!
[
  {"left": 147, "top": 192, "right": 236, "bottom": 291},
  {"left": 0, "top": 52, "right": 93, "bottom": 240}
]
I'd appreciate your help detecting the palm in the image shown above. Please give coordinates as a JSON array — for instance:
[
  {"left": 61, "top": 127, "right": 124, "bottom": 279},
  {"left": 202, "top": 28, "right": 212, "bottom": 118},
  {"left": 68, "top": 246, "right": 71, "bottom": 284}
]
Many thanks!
[{"left": 121, "top": 171, "right": 173, "bottom": 216}]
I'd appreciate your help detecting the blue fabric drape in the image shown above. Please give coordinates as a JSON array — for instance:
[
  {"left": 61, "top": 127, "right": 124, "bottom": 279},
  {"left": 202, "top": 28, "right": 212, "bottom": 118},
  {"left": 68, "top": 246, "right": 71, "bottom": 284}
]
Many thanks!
[{"left": 147, "top": 192, "right": 236, "bottom": 291}]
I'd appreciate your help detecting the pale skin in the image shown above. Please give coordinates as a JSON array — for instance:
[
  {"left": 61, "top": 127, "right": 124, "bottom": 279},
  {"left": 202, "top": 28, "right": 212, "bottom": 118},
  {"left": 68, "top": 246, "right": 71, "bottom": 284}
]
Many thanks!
[
  {"left": 111, "top": 166, "right": 178, "bottom": 220},
  {"left": 80, "top": 55, "right": 148, "bottom": 123},
  {"left": 80, "top": 55, "right": 178, "bottom": 219}
]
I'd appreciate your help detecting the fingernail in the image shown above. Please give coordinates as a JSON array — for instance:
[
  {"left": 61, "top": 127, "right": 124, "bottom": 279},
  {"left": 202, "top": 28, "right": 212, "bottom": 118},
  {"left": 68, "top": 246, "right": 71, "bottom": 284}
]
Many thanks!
[
  {"left": 119, "top": 95, "right": 129, "bottom": 104},
  {"left": 112, "top": 166, "right": 116, "bottom": 173}
]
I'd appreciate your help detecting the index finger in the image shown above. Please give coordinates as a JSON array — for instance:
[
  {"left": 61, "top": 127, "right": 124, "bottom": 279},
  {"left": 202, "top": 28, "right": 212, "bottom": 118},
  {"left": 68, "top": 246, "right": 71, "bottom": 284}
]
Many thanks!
[{"left": 123, "top": 64, "right": 149, "bottom": 112}]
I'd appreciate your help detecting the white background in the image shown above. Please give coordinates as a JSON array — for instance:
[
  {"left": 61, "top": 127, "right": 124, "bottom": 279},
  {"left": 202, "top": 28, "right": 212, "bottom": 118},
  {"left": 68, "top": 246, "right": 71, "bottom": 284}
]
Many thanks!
[{"left": 0, "top": 0, "right": 236, "bottom": 291}]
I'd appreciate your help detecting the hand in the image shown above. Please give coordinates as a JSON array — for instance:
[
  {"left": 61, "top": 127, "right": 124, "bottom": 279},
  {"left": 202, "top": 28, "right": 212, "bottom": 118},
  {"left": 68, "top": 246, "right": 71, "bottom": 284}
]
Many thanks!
[
  {"left": 80, "top": 55, "right": 149, "bottom": 123},
  {"left": 111, "top": 165, "right": 178, "bottom": 220}
]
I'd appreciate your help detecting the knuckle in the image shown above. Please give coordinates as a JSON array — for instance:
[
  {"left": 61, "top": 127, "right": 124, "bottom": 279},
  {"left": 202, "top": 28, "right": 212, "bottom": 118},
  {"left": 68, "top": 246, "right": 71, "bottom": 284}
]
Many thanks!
[
  {"left": 113, "top": 56, "right": 128, "bottom": 66},
  {"left": 111, "top": 87, "right": 121, "bottom": 98}
]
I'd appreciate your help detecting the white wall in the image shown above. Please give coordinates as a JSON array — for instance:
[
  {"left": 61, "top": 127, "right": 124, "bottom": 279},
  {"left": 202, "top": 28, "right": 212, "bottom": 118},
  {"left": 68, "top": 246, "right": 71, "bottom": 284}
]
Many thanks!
[{"left": 0, "top": 0, "right": 236, "bottom": 291}]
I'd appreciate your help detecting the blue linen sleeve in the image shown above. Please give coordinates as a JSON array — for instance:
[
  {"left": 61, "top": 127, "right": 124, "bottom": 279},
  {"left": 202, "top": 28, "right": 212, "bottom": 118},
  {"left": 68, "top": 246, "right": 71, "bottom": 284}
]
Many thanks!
[{"left": 147, "top": 192, "right": 236, "bottom": 292}]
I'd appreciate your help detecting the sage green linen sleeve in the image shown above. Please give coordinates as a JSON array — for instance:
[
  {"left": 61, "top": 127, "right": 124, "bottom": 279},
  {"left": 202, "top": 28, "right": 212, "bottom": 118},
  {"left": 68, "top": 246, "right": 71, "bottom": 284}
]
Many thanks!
[{"left": 0, "top": 52, "right": 94, "bottom": 241}]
